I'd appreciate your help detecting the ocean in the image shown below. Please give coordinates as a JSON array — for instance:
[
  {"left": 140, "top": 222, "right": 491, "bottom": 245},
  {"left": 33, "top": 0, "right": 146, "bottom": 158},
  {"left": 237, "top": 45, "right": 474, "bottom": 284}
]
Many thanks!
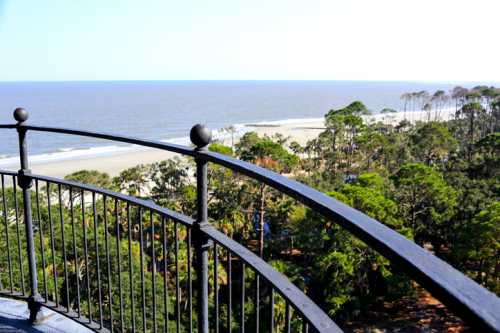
[{"left": 0, "top": 80, "right": 472, "bottom": 166}]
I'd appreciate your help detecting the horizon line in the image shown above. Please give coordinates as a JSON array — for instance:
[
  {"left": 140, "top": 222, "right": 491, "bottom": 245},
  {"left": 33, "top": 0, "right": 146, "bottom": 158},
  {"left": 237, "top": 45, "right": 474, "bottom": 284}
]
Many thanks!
[{"left": 1, "top": 79, "right": 499, "bottom": 84}]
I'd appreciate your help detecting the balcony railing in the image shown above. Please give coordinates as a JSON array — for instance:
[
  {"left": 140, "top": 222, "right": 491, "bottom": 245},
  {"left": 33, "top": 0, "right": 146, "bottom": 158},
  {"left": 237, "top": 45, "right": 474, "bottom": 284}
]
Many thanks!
[{"left": 0, "top": 108, "right": 498, "bottom": 332}]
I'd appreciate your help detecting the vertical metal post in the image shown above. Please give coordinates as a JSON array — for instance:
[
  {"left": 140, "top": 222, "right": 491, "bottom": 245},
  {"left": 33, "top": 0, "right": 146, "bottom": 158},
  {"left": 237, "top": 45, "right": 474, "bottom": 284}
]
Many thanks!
[
  {"left": 14, "top": 108, "right": 42, "bottom": 322},
  {"left": 190, "top": 124, "right": 212, "bottom": 333}
]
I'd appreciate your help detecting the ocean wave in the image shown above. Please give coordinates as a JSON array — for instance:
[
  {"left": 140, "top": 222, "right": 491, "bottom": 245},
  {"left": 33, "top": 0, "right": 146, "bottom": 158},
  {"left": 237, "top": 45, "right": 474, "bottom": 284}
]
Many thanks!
[
  {"left": 57, "top": 147, "right": 76, "bottom": 152},
  {"left": 0, "top": 145, "right": 137, "bottom": 168}
]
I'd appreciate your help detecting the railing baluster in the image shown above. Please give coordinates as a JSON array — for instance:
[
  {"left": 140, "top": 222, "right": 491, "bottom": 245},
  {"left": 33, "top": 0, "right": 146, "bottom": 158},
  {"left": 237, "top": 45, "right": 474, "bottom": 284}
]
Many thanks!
[
  {"left": 255, "top": 275, "right": 260, "bottom": 333},
  {"left": 69, "top": 187, "right": 81, "bottom": 317},
  {"left": 161, "top": 216, "right": 169, "bottom": 333},
  {"left": 139, "top": 207, "right": 147, "bottom": 332},
  {"left": 227, "top": 250, "right": 232, "bottom": 332},
  {"left": 14, "top": 109, "right": 43, "bottom": 321},
  {"left": 47, "top": 183, "right": 58, "bottom": 306},
  {"left": 269, "top": 288, "right": 274, "bottom": 333},
  {"left": 303, "top": 321, "right": 309, "bottom": 333},
  {"left": 58, "top": 184, "right": 70, "bottom": 311},
  {"left": 214, "top": 243, "right": 219, "bottom": 333},
  {"left": 240, "top": 262, "right": 245, "bottom": 333},
  {"left": 12, "top": 176, "right": 25, "bottom": 295},
  {"left": 92, "top": 192, "right": 104, "bottom": 327},
  {"left": 151, "top": 209, "right": 158, "bottom": 333},
  {"left": 115, "top": 199, "right": 124, "bottom": 330},
  {"left": 127, "top": 203, "right": 136, "bottom": 331},
  {"left": 187, "top": 228, "right": 193, "bottom": 333},
  {"left": 285, "top": 303, "right": 291, "bottom": 333},
  {"left": 103, "top": 196, "right": 114, "bottom": 331},
  {"left": 35, "top": 180, "right": 48, "bottom": 302},
  {"left": 191, "top": 124, "right": 212, "bottom": 333},
  {"left": 1, "top": 174, "right": 13, "bottom": 294},
  {"left": 81, "top": 189, "right": 92, "bottom": 322},
  {"left": 174, "top": 221, "right": 180, "bottom": 333}
]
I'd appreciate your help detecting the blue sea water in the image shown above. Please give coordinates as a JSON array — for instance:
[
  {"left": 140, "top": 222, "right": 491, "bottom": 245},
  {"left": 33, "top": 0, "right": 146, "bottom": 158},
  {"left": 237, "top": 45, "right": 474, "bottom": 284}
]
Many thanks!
[{"left": 0, "top": 80, "right": 473, "bottom": 163}]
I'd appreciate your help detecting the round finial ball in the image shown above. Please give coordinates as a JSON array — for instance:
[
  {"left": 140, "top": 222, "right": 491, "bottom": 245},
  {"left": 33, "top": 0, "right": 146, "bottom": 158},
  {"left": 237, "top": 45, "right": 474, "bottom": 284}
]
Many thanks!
[
  {"left": 13, "top": 108, "right": 29, "bottom": 122},
  {"left": 190, "top": 124, "right": 211, "bottom": 148}
]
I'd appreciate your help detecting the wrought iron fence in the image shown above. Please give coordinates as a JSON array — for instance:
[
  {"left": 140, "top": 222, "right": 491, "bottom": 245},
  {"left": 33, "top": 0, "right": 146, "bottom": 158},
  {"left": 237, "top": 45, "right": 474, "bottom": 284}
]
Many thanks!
[{"left": 0, "top": 108, "right": 498, "bottom": 332}]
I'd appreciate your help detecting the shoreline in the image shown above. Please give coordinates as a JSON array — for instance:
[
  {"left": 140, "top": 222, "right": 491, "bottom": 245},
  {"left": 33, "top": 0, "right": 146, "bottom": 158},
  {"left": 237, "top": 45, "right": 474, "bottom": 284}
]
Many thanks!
[
  {"left": 0, "top": 120, "right": 326, "bottom": 178},
  {"left": 0, "top": 108, "right": 455, "bottom": 178}
]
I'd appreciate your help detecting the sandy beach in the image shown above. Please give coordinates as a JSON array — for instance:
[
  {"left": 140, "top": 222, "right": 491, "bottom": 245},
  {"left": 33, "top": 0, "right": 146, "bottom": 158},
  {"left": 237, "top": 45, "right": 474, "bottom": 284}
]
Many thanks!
[
  {"left": 1, "top": 108, "right": 455, "bottom": 179},
  {"left": 1, "top": 119, "right": 325, "bottom": 179}
]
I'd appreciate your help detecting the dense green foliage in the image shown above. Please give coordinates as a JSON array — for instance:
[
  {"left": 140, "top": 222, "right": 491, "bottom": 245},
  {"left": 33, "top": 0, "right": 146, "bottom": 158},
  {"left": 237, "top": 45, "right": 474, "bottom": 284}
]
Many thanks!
[{"left": 0, "top": 85, "right": 498, "bottom": 331}]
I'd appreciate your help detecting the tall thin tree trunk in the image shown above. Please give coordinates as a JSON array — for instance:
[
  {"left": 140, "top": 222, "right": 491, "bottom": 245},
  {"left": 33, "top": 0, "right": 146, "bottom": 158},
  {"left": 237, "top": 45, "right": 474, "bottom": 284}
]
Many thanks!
[
  {"left": 469, "top": 111, "right": 475, "bottom": 162},
  {"left": 258, "top": 184, "right": 266, "bottom": 258}
]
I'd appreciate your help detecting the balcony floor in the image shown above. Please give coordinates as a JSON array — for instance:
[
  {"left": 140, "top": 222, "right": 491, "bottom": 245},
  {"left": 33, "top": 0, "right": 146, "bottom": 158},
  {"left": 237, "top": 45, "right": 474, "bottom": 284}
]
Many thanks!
[{"left": 0, "top": 297, "right": 92, "bottom": 332}]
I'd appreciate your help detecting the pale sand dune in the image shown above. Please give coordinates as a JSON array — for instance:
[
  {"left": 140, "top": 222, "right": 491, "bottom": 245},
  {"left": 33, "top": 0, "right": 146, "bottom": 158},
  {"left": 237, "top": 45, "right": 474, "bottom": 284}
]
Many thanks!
[{"left": 4, "top": 108, "right": 455, "bottom": 179}]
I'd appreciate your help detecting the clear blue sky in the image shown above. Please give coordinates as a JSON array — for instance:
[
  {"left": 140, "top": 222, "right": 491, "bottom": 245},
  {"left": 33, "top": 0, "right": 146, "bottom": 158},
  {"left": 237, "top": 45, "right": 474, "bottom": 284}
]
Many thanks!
[{"left": 1, "top": 0, "right": 499, "bottom": 82}]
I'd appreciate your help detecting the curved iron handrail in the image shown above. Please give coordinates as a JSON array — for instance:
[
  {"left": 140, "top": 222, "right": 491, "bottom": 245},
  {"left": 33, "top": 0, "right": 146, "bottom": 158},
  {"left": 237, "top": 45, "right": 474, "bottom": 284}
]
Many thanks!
[
  {"left": 0, "top": 121, "right": 499, "bottom": 331},
  {"left": 198, "top": 150, "right": 500, "bottom": 331}
]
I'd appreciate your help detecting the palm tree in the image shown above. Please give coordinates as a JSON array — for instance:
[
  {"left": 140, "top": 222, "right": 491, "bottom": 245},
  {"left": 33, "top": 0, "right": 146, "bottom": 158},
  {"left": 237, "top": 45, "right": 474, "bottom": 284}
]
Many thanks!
[
  {"left": 423, "top": 102, "right": 432, "bottom": 122},
  {"left": 417, "top": 91, "right": 430, "bottom": 111},
  {"left": 451, "top": 86, "right": 468, "bottom": 114},
  {"left": 431, "top": 90, "right": 448, "bottom": 121},
  {"left": 408, "top": 92, "right": 418, "bottom": 122},
  {"left": 224, "top": 125, "right": 237, "bottom": 152},
  {"left": 400, "top": 93, "right": 411, "bottom": 121},
  {"left": 458, "top": 102, "right": 485, "bottom": 162},
  {"left": 492, "top": 97, "right": 500, "bottom": 133},
  {"left": 474, "top": 86, "right": 499, "bottom": 133}
]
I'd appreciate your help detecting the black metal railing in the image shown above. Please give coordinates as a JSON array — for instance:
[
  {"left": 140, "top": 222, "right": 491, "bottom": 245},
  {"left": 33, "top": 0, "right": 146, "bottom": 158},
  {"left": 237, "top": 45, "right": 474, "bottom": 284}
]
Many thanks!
[{"left": 0, "top": 108, "right": 498, "bottom": 332}]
